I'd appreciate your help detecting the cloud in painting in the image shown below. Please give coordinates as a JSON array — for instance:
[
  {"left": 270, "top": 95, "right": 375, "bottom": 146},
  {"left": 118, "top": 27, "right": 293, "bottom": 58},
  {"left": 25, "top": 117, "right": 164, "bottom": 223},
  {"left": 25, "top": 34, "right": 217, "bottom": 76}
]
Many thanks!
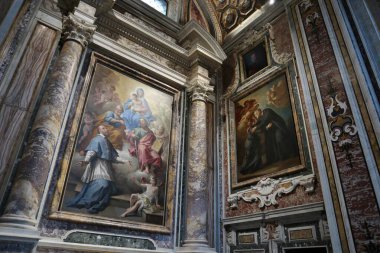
[{"left": 266, "top": 78, "right": 289, "bottom": 108}]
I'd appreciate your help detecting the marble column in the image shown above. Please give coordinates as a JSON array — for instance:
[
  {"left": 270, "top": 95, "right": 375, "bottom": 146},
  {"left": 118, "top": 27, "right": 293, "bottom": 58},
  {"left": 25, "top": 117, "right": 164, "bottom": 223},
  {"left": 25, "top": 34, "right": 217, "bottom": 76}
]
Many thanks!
[
  {"left": 0, "top": 12, "right": 96, "bottom": 229},
  {"left": 180, "top": 65, "right": 215, "bottom": 253}
]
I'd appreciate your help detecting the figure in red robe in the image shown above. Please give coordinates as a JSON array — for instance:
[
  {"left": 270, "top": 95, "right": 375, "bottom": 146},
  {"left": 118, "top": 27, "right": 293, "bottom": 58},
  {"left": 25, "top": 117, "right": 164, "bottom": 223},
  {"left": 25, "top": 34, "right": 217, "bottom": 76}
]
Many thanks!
[{"left": 127, "top": 118, "right": 162, "bottom": 180}]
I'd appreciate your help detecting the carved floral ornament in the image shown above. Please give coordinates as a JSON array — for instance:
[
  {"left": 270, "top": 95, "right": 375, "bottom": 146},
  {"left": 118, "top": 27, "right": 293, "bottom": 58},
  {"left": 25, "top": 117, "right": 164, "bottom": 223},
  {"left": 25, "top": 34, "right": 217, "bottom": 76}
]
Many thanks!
[
  {"left": 222, "top": 23, "right": 293, "bottom": 99},
  {"left": 237, "top": 23, "right": 293, "bottom": 64},
  {"left": 187, "top": 78, "right": 214, "bottom": 102},
  {"left": 227, "top": 174, "right": 316, "bottom": 209},
  {"left": 261, "top": 222, "right": 285, "bottom": 242}
]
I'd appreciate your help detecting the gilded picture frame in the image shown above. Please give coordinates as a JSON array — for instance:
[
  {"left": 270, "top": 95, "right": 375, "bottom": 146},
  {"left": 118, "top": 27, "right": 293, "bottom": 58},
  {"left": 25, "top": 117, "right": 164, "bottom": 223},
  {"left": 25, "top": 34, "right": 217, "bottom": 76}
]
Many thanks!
[
  {"left": 50, "top": 53, "right": 182, "bottom": 233},
  {"left": 239, "top": 36, "right": 271, "bottom": 80},
  {"left": 229, "top": 69, "right": 305, "bottom": 189}
]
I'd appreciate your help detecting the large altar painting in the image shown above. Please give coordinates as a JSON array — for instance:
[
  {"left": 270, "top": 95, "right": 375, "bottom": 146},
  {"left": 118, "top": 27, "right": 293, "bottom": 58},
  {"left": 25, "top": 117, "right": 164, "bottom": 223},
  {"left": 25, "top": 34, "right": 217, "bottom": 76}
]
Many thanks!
[
  {"left": 51, "top": 55, "right": 178, "bottom": 232},
  {"left": 232, "top": 73, "right": 304, "bottom": 188}
]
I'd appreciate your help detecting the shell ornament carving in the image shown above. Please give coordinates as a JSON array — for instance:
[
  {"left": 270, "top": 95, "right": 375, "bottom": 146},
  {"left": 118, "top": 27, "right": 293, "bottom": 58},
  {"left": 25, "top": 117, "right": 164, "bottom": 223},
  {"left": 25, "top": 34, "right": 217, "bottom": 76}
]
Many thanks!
[{"left": 227, "top": 175, "right": 315, "bottom": 209}]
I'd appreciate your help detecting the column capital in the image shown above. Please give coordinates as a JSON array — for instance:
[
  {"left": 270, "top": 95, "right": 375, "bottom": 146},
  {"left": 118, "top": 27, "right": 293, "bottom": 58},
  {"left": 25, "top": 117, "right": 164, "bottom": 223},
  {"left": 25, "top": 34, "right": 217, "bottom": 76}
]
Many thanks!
[
  {"left": 187, "top": 65, "right": 213, "bottom": 102},
  {"left": 62, "top": 13, "right": 97, "bottom": 48}
]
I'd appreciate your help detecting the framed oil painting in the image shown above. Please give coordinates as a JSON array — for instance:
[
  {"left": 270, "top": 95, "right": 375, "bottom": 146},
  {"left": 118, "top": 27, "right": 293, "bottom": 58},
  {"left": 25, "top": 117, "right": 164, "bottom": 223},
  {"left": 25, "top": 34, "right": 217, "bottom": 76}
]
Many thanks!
[
  {"left": 239, "top": 38, "right": 271, "bottom": 80},
  {"left": 50, "top": 53, "right": 181, "bottom": 233},
  {"left": 229, "top": 71, "right": 305, "bottom": 189}
]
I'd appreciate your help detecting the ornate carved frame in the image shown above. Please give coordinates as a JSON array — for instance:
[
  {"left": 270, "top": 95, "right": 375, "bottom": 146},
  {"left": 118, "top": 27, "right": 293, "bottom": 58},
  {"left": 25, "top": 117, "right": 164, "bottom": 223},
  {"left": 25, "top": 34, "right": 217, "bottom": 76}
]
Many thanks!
[
  {"left": 50, "top": 52, "right": 183, "bottom": 234},
  {"left": 228, "top": 68, "right": 306, "bottom": 190},
  {"left": 238, "top": 35, "right": 272, "bottom": 81}
]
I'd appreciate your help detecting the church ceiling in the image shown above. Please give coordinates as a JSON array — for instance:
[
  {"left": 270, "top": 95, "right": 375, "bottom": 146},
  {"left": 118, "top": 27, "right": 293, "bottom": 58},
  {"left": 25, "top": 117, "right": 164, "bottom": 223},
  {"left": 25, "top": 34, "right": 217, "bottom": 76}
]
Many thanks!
[{"left": 211, "top": 0, "right": 266, "bottom": 34}]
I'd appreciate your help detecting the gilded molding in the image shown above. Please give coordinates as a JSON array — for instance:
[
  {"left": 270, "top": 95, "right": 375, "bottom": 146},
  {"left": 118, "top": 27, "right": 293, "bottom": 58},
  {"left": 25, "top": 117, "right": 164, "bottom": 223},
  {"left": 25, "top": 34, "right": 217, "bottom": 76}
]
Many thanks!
[{"left": 62, "top": 13, "right": 97, "bottom": 47}]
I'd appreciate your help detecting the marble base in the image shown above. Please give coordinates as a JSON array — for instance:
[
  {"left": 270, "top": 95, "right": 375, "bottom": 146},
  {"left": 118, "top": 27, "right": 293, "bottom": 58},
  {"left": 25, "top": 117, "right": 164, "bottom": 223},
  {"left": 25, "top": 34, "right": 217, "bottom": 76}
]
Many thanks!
[
  {"left": 176, "top": 246, "right": 216, "bottom": 253},
  {"left": 0, "top": 226, "right": 40, "bottom": 242},
  {"left": 38, "top": 238, "right": 172, "bottom": 253},
  {"left": 0, "top": 214, "right": 38, "bottom": 229}
]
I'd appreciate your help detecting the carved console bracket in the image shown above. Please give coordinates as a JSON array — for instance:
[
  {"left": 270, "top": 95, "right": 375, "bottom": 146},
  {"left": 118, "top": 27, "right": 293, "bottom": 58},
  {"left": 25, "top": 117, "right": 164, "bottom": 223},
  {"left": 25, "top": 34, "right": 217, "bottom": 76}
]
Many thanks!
[{"left": 227, "top": 174, "right": 316, "bottom": 209}]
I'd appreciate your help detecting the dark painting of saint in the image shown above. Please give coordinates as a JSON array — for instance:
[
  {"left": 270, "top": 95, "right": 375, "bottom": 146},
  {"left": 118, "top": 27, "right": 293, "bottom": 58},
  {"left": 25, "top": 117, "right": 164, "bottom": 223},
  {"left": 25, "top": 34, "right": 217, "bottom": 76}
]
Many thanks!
[
  {"left": 243, "top": 42, "right": 269, "bottom": 78},
  {"left": 234, "top": 74, "right": 302, "bottom": 185}
]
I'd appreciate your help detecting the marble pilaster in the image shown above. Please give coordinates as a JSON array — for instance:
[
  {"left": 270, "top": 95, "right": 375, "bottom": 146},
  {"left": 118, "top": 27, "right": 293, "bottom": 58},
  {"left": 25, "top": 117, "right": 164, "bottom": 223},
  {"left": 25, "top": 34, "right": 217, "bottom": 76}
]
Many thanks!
[
  {"left": 180, "top": 65, "right": 215, "bottom": 253},
  {"left": 0, "top": 10, "right": 96, "bottom": 229}
]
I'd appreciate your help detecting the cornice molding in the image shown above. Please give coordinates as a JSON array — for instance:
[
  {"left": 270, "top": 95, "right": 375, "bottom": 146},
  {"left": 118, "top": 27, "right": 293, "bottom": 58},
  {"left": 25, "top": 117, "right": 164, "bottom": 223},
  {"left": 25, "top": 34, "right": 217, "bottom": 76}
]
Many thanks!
[
  {"left": 114, "top": 0, "right": 182, "bottom": 37},
  {"left": 179, "top": 20, "right": 227, "bottom": 71},
  {"left": 97, "top": 11, "right": 189, "bottom": 68},
  {"left": 92, "top": 32, "right": 187, "bottom": 87},
  {"left": 222, "top": 201, "right": 325, "bottom": 227}
]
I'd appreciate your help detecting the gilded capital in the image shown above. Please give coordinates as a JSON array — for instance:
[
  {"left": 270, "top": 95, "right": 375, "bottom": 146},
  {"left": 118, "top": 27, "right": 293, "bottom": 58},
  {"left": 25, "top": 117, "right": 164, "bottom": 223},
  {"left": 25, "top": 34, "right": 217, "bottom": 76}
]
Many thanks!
[
  {"left": 187, "top": 65, "right": 213, "bottom": 102},
  {"left": 62, "top": 13, "right": 97, "bottom": 48},
  {"left": 187, "top": 78, "right": 213, "bottom": 102}
]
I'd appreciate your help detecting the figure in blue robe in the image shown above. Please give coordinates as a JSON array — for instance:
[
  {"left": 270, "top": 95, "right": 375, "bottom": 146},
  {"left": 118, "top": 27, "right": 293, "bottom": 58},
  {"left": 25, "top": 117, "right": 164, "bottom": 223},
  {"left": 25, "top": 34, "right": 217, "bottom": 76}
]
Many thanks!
[
  {"left": 121, "top": 91, "right": 155, "bottom": 131},
  {"left": 67, "top": 125, "right": 119, "bottom": 214}
]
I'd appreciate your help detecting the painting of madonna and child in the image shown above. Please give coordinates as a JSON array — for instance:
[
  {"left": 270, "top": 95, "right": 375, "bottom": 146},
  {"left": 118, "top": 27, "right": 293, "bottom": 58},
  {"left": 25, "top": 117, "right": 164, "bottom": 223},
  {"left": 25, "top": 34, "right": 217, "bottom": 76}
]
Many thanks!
[
  {"left": 61, "top": 64, "right": 174, "bottom": 226},
  {"left": 234, "top": 74, "right": 303, "bottom": 186}
]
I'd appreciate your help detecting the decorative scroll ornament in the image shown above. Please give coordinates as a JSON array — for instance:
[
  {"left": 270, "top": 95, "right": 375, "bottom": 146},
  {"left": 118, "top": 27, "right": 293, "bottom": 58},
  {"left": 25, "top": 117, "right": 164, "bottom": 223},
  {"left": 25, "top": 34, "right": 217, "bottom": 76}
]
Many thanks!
[
  {"left": 236, "top": 23, "right": 293, "bottom": 65},
  {"left": 237, "top": 26, "right": 266, "bottom": 52},
  {"left": 62, "top": 13, "right": 97, "bottom": 48},
  {"left": 299, "top": 0, "right": 313, "bottom": 10},
  {"left": 305, "top": 12, "right": 320, "bottom": 43},
  {"left": 226, "top": 231, "right": 237, "bottom": 246},
  {"left": 261, "top": 223, "right": 285, "bottom": 242},
  {"left": 222, "top": 60, "right": 240, "bottom": 99},
  {"left": 266, "top": 24, "right": 293, "bottom": 65},
  {"left": 326, "top": 79, "right": 358, "bottom": 168},
  {"left": 327, "top": 95, "right": 357, "bottom": 142},
  {"left": 227, "top": 175, "right": 315, "bottom": 209},
  {"left": 319, "top": 218, "right": 330, "bottom": 240}
]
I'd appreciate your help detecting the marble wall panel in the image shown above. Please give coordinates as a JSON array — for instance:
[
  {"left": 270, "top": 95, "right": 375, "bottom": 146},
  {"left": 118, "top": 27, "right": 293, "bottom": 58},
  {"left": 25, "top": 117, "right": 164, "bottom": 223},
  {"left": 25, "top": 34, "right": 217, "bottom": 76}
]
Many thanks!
[
  {"left": 298, "top": 1, "right": 380, "bottom": 251},
  {"left": 190, "top": 0, "right": 210, "bottom": 33},
  {"left": 37, "top": 250, "right": 87, "bottom": 253},
  {"left": 0, "top": 105, "right": 30, "bottom": 181},
  {"left": 4, "top": 24, "right": 58, "bottom": 110},
  {"left": 0, "top": 1, "right": 38, "bottom": 95},
  {"left": 0, "top": 241, "right": 35, "bottom": 253},
  {"left": 271, "top": 13, "right": 294, "bottom": 56},
  {"left": 0, "top": 23, "right": 57, "bottom": 201}
]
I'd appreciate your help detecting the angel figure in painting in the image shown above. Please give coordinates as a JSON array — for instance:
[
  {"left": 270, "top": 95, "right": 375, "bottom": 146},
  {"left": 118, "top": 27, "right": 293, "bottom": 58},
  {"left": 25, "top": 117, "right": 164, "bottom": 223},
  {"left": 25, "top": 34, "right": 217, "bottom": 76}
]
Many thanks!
[
  {"left": 77, "top": 112, "right": 96, "bottom": 154},
  {"left": 120, "top": 176, "right": 161, "bottom": 217}
]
